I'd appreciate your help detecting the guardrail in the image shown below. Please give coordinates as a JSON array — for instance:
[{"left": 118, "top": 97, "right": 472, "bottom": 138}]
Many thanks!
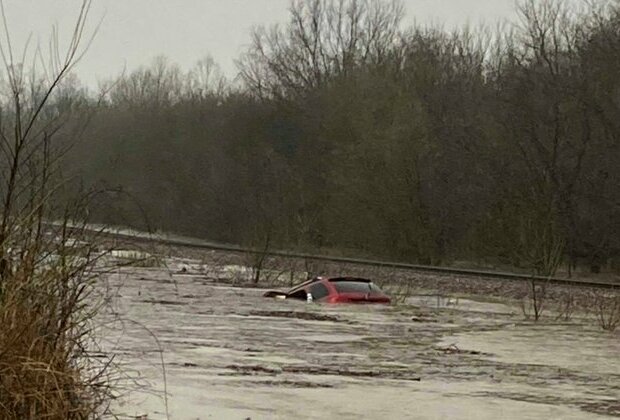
[{"left": 86, "top": 225, "right": 620, "bottom": 290}]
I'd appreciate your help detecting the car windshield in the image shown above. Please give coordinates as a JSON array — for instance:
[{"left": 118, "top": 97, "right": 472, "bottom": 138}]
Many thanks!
[{"left": 332, "top": 281, "right": 383, "bottom": 294}]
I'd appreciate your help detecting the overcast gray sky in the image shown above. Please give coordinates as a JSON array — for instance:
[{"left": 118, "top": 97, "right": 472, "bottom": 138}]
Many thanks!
[{"left": 3, "top": 0, "right": 518, "bottom": 88}]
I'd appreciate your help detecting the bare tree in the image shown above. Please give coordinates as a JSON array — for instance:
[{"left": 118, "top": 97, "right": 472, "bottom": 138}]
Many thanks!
[
  {"left": 237, "top": 0, "right": 404, "bottom": 99},
  {"left": 0, "top": 1, "right": 118, "bottom": 417}
]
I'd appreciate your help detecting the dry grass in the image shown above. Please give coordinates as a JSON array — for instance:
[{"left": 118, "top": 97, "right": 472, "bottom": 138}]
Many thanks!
[
  {"left": 0, "top": 1, "right": 117, "bottom": 416},
  {"left": 0, "top": 301, "right": 94, "bottom": 418},
  {"left": 0, "top": 229, "right": 114, "bottom": 419}
]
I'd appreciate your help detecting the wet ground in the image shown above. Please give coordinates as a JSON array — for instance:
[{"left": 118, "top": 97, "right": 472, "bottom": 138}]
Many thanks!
[{"left": 99, "top": 258, "right": 620, "bottom": 420}]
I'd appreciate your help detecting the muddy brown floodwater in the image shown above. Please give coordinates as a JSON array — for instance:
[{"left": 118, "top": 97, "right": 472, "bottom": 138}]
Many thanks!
[{"left": 99, "top": 258, "right": 620, "bottom": 420}]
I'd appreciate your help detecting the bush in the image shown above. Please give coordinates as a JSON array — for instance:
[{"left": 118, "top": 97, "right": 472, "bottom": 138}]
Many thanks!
[
  {"left": 0, "top": 224, "right": 113, "bottom": 419},
  {"left": 0, "top": 1, "right": 114, "bottom": 417}
]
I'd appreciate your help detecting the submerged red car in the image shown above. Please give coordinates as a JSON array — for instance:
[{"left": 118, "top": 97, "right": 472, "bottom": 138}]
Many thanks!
[{"left": 263, "top": 277, "right": 391, "bottom": 304}]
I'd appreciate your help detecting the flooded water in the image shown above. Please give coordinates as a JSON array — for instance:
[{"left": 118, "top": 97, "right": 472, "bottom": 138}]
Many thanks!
[{"left": 99, "top": 261, "right": 620, "bottom": 419}]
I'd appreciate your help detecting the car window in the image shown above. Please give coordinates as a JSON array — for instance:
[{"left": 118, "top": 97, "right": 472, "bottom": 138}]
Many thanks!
[
  {"left": 309, "top": 282, "right": 329, "bottom": 300},
  {"left": 288, "top": 288, "right": 308, "bottom": 300},
  {"left": 332, "top": 281, "right": 382, "bottom": 294}
]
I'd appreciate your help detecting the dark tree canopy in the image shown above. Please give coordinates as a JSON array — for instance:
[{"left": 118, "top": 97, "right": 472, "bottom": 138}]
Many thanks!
[{"left": 55, "top": 0, "right": 620, "bottom": 277}]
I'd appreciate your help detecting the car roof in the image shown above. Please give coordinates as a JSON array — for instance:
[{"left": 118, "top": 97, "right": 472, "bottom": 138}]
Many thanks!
[
  {"left": 324, "top": 277, "right": 372, "bottom": 283},
  {"left": 287, "top": 277, "right": 373, "bottom": 293},
  {"left": 287, "top": 278, "right": 322, "bottom": 293}
]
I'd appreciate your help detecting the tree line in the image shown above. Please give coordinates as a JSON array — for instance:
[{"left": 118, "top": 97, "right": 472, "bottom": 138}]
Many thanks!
[{"left": 51, "top": 0, "right": 620, "bottom": 276}]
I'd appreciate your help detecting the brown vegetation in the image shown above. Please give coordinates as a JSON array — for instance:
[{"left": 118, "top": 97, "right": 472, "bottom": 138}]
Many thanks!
[{"left": 0, "top": 1, "right": 114, "bottom": 417}]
